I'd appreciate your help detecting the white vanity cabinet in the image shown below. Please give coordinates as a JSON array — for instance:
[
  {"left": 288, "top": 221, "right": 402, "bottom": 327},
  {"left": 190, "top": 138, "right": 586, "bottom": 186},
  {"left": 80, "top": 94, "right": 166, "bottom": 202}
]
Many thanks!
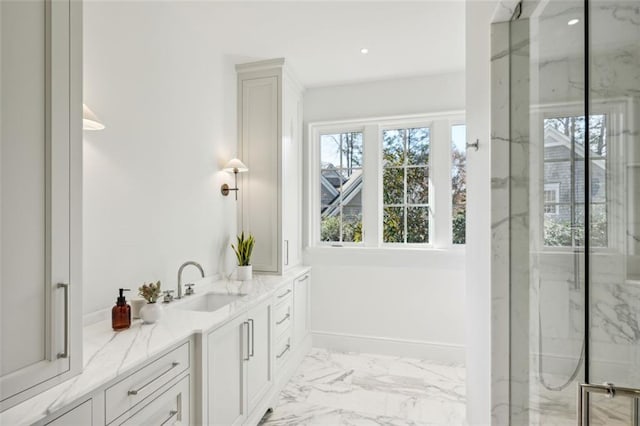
[
  {"left": 236, "top": 58, "right": 303, "bottom": 275},
  {"left": 203, "top": 298, "right": 273, "bottom": 425},
  {"left": 0, "top": 0, "right": 83, "bottom": 411}
]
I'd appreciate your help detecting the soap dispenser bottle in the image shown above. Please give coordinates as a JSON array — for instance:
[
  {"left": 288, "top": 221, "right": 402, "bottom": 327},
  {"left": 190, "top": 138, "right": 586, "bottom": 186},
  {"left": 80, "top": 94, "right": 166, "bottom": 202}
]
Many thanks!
[{"left": 112, "top": 288, "right": 131, "bottom": 331}]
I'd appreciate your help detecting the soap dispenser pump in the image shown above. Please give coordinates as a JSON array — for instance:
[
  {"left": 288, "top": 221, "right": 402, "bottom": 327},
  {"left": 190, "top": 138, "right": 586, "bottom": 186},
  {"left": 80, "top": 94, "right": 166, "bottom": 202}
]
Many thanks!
[{"left": 112, "top": 288, "right": 131, "bottom": 331}]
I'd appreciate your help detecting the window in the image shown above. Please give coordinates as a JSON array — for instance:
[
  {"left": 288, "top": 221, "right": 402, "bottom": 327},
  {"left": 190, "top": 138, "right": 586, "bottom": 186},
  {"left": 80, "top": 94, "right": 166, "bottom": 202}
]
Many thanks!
[
  {"left": 310, "top": 113, "right": 465, "bottom": 248},
  {"left": 542, "top": 114, "right": 608, "bottom": 247},
  {"left": 543, "top": 183, "right": 560, "bottom": 214},
  {"left": 382, "top": 127, "right": 430, "bottom": 243},
  {"left": 320, "top": 131, "right": 363, "bottom": 243},
  {"left": 451, "top": 125, "right": 467, "bottom": 244}
]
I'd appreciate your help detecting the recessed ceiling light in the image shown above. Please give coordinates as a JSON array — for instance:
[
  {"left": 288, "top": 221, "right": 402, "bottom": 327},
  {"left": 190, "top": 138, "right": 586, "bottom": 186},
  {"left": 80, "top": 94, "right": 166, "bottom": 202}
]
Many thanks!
[
  {"left": 568, "top": 18, "right": 580, "bottom": 26},
  {"left": 360, "top": 48, "right": 369, "bottom": 55}
]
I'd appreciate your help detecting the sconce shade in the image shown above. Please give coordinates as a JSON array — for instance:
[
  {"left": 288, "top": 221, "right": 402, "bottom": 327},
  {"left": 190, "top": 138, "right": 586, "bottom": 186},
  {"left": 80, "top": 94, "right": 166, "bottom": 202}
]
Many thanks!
[
  {"left": 83, "top": 103, "right": 105, "bottom": 130},
  {"left": 223, "top": 158, "right": 248, "bottom": 173}
]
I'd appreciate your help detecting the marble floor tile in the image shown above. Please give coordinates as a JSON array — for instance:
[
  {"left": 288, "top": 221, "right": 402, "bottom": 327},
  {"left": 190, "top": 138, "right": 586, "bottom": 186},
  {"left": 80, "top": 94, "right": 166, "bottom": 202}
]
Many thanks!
[{"left": 261, "top": 348, "right": 467, "bottom": 426}]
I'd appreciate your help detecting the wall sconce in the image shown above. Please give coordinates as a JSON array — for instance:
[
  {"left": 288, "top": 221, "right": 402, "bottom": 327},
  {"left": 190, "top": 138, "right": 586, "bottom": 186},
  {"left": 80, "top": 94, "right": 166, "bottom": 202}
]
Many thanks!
[
  {"left": 221, "top": 158, "right": 248, "bottom": 200},
  {"left": 83, "top": 103, "right": 105, "bottom": 130}
]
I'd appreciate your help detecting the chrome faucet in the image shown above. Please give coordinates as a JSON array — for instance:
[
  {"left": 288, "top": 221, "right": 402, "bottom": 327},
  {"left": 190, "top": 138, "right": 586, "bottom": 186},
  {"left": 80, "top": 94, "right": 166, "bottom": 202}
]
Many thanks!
[{"left": 177, "top": 261, "right": 205, "bottom": 299}]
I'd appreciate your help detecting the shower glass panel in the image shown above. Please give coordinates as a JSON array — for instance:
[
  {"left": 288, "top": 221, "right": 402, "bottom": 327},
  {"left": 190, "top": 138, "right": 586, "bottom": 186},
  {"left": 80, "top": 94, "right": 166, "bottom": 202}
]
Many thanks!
[
  {"left": 509, "top": 2, "right": 587, "bottom": 424},
  {"left": 588, "top": 0, "right": 640, "bottom": 424},
  {"left": 507, "top": 0, "right": 640, "bottom": 424}
]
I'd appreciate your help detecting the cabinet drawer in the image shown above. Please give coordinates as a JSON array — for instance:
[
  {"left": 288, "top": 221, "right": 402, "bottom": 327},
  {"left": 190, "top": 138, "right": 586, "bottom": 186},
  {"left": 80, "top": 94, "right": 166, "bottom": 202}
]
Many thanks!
[
  {"left": 274, "top": 281, "right": 293, "bottom": 304},
  {"left": 273, "top": 297, "right": 292, "bottom": 339},
  {"left": 274, "top": 335, "right": 292, "bottom": 371},
  {"left": 45, "top": 399, "right": 92, "bottom": 426},
  {"left": 118, "top": 375, "right": 190, "bottom": 426},
  {"left": 105, "top": 342, "right": 189, "bottom": 424}
]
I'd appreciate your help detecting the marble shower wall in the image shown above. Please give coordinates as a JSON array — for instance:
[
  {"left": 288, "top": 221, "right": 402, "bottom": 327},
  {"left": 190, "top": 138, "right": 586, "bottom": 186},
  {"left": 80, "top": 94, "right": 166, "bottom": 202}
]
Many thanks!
[{"left": 588, "top": 0, "right": 640, "bottom": 388}]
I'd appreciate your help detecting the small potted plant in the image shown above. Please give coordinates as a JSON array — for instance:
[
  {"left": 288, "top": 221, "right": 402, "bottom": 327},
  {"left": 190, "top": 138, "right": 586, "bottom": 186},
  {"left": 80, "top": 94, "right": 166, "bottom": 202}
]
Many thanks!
[
  {"left": 232, "top": 232, "right": 255, "bottom": 281},
  {"left": 138, "top": 281, "right": 163, "bottom": 324}
]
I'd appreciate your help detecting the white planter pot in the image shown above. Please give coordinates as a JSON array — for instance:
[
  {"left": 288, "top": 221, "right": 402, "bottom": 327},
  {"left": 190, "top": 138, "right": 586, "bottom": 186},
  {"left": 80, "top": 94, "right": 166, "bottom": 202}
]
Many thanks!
[
  {"left": 237, "top": 265, "right": 253, "bottom": 281},
  {"left": 140, "top": 302, "right": 163, "bottom": 324}
]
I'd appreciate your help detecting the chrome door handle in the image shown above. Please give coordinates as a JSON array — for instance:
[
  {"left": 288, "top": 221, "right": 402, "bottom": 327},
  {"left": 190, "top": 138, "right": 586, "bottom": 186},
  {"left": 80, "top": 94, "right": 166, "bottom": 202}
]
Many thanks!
[
  {"left": 128, "top": 362, "right": 180, "bottom": 396},
  {"left": 298, "top": 274, "right": 309, "bottom": 282},
  {"left": 243, "top": 321, "right": 250, "bottom": 361},
  {"left": 578, "top": 382, "right": 640, "bottom": 426},
  {"left": 57, "top": 283, "right": 70, "bottom": 359},
  {"left": 248, "top": 318, "right": 255, "bottom": 358}
]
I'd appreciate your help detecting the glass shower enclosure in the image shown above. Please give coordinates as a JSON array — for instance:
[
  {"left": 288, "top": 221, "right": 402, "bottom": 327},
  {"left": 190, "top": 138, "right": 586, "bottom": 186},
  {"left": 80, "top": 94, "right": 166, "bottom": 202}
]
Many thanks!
[{"left": 500, "top": 0, "right": 639, "bottom": 424}]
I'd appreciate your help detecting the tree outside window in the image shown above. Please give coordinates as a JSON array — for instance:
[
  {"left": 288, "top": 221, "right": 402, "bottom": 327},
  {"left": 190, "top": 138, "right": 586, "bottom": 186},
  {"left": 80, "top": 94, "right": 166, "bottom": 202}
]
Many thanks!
[{"left": 382, "top": 127, "right": 430, "bottom": 244}]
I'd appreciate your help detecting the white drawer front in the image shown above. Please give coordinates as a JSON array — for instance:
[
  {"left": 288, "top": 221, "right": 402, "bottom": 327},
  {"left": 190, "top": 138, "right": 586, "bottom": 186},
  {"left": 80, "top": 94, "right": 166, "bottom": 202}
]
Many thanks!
[
  {"left": 119, "top": 375, "right": 190, "bottom": 426},
  {"left": 273, "top": 298, "right": 292, "bottom": 339},
  {"left": 105, "top": 342, "right": 189, "bottom": 424},
  {"left": 45, "top": 399, "right": 92, "bottom": 426}
]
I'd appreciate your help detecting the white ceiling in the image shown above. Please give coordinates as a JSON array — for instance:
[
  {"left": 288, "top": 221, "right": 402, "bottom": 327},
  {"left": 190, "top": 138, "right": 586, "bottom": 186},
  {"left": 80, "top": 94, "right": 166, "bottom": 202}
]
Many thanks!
[{"left": 171, "top": 1, "right": 466, "bottom": 88}]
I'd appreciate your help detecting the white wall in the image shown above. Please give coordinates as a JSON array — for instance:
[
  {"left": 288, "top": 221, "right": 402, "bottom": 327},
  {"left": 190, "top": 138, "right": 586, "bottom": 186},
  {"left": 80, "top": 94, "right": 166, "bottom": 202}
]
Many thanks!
[
  {"left": 304, "top": 73, "right": 467, "bottom": 362},
  {"left": 304, "top": 72, "right": 465, "bottom": 123},
  {"left": 83, "top": 2, "right": 238, "bottom": 315},
  {"left": 465, "top": 1, "right": 500, "bottom": 425}
]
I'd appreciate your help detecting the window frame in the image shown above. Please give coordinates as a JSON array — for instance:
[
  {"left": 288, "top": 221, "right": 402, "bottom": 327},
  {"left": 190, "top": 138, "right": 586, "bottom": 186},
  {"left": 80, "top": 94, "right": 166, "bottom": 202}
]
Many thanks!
[{"left": 308, "top": 112, "right": 465, "bottom": 249}]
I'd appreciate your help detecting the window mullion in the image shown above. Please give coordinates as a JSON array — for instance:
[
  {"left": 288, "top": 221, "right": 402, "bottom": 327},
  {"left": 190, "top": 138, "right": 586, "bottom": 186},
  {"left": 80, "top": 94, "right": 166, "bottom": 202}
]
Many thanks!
[{"left": 362, "top": 124, "right": 379, "bottom": 247}]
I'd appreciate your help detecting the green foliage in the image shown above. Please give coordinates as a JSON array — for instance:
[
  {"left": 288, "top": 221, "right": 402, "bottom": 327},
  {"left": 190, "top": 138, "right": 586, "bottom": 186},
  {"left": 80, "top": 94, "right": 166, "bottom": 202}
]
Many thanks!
[
  {"left": 452, "top": 209, "right": 466, "bottom": 245},
  {"left": 321, "top": 216, "right": 362, "bottom": 243},
  {"left": 383, "top": 207, "right": 404, "bottom": 243},
  {"left": 543, "top": 211, "right": 607, "bottom": 247},
  {"left": 138, "top": 281, "right": 161, "bottom": 303},
  {"left": 232, "top": 232, "right": 255, "bottom": 266}
]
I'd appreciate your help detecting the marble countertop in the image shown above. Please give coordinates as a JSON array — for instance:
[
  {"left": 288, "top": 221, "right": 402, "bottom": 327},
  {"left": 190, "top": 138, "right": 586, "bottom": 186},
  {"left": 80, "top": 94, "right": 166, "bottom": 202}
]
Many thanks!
[{"left": 0, "top": 266, "right": 310, "bottom": 426}]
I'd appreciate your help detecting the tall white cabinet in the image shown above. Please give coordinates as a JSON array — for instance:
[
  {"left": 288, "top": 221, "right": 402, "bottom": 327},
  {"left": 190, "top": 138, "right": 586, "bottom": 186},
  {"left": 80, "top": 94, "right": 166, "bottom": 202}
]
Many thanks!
[
  {"left": 236, "top": 59, "right": 303, "bottom": 274},
  {"left": 0, "top": 0, "right": 83, "bottom": 411}
]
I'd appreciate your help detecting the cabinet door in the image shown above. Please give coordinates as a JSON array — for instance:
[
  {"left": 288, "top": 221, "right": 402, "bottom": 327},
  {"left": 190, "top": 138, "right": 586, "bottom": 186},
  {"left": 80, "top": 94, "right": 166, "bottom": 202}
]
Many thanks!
[
  {"left": 239, "top": 76, "right": 280, "bottom": 273},
  {"left": 246, "top": 300, "right": 273, "bottom": 412},
  {"left": 1, "top": 0, "right": 82, "bottom": 410},
  {"left": 207, "top": 316, "right": 247, "bottom": 426},
  {"left": 293, "top": 273, "right": 311, "bottom": 345},
  {"left": 282, "top": 77, "right": 302, "bottom": 270},
  {"left": 120, "top": 375, "right": 190, "bottom": 426}
]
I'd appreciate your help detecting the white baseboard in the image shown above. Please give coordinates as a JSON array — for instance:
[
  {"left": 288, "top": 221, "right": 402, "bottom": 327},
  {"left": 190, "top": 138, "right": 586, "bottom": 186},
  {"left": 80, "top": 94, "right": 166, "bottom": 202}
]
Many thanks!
[{"left": 311, "top": 330, "right": 466, "bottom": 364}]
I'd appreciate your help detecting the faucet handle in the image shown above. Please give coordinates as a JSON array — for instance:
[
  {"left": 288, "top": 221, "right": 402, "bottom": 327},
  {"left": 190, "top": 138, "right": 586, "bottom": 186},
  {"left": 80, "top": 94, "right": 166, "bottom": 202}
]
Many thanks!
[
  {"left": 162, "top": 290, "right": 175, "bottom": 303},
  {"left": 185, "top": 283, "right": 196, "bottom": 296}
]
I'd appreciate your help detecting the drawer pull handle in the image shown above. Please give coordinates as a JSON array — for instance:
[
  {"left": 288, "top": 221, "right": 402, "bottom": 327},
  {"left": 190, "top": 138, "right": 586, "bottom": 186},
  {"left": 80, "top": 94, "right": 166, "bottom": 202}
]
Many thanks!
[
  {"left": 276, "top": 343, "right": 291, "bottom": 359},
  {"left": 277, "top": 289, "right": 292, "bottom": 299},
  {"left": 243, "top": 321, "right": 250, "bottom": 361},
  {"left": 128, "top": 362, "right": 180, "bottom": 396},
  {"left": 298, "top": 274, "right": 310, "bottom": 282},
  {"left": 57, "top": 283, "right": 70, "bottom": 359},
  {"left": 276, "top": 313, "right": 290, "bottom": 325},
  {"left": 161, "top": 409, "right": 179, "bottom": 425}
]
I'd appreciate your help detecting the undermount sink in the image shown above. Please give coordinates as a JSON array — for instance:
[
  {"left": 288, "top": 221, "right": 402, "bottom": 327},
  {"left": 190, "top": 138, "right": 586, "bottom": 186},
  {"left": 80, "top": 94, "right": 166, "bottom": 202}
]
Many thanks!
[{"left": 175, "top": 292, "right": 247, "bottom": 313}]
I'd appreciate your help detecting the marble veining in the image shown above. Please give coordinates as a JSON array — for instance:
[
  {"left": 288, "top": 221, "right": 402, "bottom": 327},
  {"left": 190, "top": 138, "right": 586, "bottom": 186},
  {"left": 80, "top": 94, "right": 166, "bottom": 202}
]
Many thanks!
[
  {"left": 261, "top": 349, "right": 466, "bottom": 426},
  {"left": 0, "top": 266, "right": 310, "bottom": 426}
]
